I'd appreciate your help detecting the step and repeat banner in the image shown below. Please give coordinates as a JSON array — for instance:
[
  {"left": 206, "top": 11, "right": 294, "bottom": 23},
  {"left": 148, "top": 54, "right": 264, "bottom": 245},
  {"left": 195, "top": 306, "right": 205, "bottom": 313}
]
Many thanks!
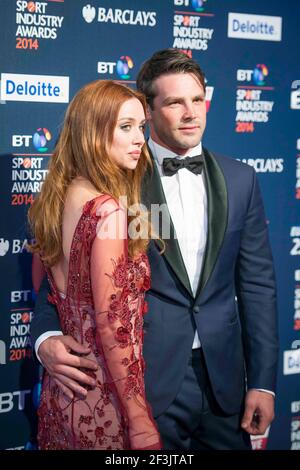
[{"left": 0, "top": 0, "right": 299, "bottom": 450}]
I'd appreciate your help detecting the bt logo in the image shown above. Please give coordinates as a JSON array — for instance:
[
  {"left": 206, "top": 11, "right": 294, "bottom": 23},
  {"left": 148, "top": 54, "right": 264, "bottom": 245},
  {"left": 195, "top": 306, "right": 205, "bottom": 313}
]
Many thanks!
[
  {"left": 253, "top": 64, "right": 268, "bottom": 86},
  {"left": 237, "top": 64, "right": 269, "bottom": 85},
  {"left": 97, "top": 56, "right": 134, "bottom": 80},
  {"left": 11, "top": 290, "right": 32, "bottom": 303},
  {"left": 33, "top": 128, "right": 51, "bottom": 152},
  {"left": 174, "top": 0, "right": 207, "bottom": 11},
  {"left": 12, "top": 127, "right": 51, "bottom": 152},
  {"left": 0, "top": 390, "right": 31, "bottom": 413},
  {"left": 116, "top": 56, "right": 134, "bottom": 79}
]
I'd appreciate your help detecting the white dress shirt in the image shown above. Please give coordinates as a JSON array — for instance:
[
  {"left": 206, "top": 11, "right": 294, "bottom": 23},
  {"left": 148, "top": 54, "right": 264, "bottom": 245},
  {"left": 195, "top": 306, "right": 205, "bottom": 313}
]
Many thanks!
[{"left": 148, "top": 138, "right": 207, "bottom": 348}]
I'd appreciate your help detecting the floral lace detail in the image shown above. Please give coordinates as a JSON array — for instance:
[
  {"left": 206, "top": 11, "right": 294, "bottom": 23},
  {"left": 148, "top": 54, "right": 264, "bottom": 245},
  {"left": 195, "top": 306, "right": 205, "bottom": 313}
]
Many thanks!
[{"left": 38, "top": 195, "right": 159, "bottom": 450}]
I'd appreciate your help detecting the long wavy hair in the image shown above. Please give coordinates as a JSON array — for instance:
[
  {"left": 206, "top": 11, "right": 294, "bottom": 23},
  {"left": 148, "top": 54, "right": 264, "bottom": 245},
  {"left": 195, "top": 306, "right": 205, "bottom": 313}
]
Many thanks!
[{"left": 28, "top": 80, "right": 152, "bottom": 265}]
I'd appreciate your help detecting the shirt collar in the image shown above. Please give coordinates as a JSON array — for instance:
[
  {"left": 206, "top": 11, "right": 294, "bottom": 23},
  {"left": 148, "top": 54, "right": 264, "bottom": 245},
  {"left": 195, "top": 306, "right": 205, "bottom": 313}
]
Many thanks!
[{"left": 148, "top": 137, "right": 203, "bottom": 168}]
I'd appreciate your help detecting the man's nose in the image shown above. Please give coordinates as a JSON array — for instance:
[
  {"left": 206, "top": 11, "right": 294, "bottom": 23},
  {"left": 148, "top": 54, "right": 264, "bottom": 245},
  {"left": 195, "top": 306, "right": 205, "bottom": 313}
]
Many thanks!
[{"left": 182, "top": 103, "right": 196, "bottom": 120}]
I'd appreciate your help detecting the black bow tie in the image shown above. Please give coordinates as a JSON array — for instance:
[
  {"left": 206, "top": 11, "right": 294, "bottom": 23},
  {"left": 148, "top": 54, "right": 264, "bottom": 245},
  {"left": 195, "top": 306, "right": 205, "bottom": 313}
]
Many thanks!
[{"left": 162, "top": 154, "right": 204, "bottom": 176}]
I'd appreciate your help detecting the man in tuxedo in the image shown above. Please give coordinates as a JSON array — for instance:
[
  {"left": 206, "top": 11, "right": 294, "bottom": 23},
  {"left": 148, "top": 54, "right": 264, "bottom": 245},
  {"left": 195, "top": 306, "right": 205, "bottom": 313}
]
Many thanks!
[{"left": 31, "top": 49, "right": 279, "bottom": 450}]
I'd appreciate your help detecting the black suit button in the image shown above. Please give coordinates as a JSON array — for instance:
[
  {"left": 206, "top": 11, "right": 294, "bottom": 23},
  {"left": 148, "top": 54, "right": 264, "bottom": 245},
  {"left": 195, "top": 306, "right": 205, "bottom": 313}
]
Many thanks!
[{"left": 193, "top": 306, "right": 200, "bottom": 314}]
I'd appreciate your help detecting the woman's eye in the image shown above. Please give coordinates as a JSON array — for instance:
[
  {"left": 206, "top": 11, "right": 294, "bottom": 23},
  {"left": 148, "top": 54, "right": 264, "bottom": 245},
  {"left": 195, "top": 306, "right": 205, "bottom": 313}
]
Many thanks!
[{"left": 120, "top": 124, "right": 131, "bottom": 131}]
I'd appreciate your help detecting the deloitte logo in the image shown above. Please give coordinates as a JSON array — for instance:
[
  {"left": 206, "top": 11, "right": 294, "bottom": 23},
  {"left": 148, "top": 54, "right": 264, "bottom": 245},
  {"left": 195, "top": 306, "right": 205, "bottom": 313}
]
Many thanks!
[
  {"left": 33, "top": 128, "right": 51, "bottom": 152},
  {"left": 0, "top": 73, "right": 69, "bottom": 103},
  {"left": 253, "top": 64, "right": 268, "bottom": 86},
  {"left": 116, "top": 56, "right": 134, "bottom": 79},
  {"left": 228, "top": 12, "right": 282, "bottom": 42}
]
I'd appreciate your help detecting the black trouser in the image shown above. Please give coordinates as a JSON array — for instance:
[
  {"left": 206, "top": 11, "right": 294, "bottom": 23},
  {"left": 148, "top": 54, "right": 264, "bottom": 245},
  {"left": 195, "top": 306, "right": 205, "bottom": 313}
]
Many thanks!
[{"left": 155, "top": 349, "right": 252, "bottom": 450}]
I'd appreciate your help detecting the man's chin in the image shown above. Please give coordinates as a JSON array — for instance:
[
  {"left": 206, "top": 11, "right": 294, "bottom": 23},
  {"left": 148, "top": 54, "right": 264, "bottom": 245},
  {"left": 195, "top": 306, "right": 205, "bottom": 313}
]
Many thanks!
[{"left": 176, "top": 137, "right": 202, "bottom": 149}]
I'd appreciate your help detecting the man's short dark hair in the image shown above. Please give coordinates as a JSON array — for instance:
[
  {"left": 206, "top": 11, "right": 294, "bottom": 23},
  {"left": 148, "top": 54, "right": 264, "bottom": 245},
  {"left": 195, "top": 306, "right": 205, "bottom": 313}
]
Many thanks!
[{"left": 136, "top": 48, "right": 206, "bottom": 109}]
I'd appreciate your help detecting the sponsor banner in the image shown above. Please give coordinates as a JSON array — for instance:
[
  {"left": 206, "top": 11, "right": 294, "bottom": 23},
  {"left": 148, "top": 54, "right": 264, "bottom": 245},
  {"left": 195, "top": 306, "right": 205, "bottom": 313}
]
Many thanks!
[
  {"left": 291, "top": 417, "right": 300, "bottom": 449},
  {"left": 291, "top": 81, "right": 300, "bottom": 110},
  {"left": 291, "top": 400, "right": 300, "bottom": 413},
  {"left": 251, "top": 426, "right": 270, "bottom": 450},
  {"left": 0, "top": 73, "right": 69, "bottom": 103},
  {"left": 0, "top": 339, "right": 6, "bottom": 365},
  {"left": 97, "top": 55, "right": 135, "bottom": 81},
  {"left": 82, "top": 4, "right": 157, "bottom": 27},
  {"left": 12, "top": 128, "right": 52, "bottom": 152},
  {"left": 283, "top": 348, "right": 300, "bottom": 375},
  {"left": 0, "top": 389, "right": 31, "bottom": 414},
  {"left": 9, "top": 309, "right": 33, "bottom": 361},
  {"left": 290, "top": 227, "right": 300, "bottom": 256},
  {"left": 235, "top": 64, "right": 275, "bottom": 133},
  {"left": 294, "top": 271, "right": 300, "bottom": 331},
  {"left": 0, "top": 238, "right": 33, "bottom": 256},
  {"left": 237, "top": 157, "right": 284, "bottom": 173},
  {"left": 205, "top": 85, "right": 213, "bottom": 112},
  {"left": 10, "top": 155, "right": 50, "bottom": 206},
  {"left": 296, "top": 139, "right": 300, "bottom": 199},
  {"left": 15, "top": 0, "right": 65, "bottom": 50},
  {"left": 228, "top": 12, "right": 282, "bottom": 41},
  {"left": 172, "top": 0, "right": 214, "bottom": 53}
]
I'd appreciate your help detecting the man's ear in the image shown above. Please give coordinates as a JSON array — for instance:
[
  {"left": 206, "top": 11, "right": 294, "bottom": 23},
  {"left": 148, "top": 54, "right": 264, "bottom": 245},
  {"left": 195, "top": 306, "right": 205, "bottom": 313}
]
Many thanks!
[{"left": 146, "top": 104, "right": 152, "bottom": 120}]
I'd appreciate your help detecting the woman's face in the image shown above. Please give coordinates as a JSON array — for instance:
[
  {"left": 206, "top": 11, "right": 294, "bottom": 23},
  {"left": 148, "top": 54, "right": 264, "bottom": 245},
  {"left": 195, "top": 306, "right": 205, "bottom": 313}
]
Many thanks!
[{"left": 109, "top": 98, "right": 146, "bottom": 170}]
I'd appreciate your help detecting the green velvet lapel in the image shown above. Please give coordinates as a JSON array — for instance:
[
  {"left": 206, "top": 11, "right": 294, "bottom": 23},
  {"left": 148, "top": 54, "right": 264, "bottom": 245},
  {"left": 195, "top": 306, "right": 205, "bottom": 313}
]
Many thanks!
[
  {"left": 195, "top": 148, "right": 228, "bottom": 298},
  {"left": 143, "top": 160, "right": 193, "bottom": 297}
]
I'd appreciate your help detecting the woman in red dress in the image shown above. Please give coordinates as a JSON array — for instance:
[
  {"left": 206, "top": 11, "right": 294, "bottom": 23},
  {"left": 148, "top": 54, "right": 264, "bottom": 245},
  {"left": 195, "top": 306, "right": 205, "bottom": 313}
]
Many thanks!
[{"left": 28, "top": 80, "right": 161, "bottom": 450}]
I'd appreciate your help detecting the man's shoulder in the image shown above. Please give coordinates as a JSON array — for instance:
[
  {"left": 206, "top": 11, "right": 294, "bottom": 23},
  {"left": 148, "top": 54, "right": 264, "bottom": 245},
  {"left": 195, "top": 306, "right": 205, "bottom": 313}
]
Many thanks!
[{"left": 204, "top": 147, "right": 255, "bottom": 177}]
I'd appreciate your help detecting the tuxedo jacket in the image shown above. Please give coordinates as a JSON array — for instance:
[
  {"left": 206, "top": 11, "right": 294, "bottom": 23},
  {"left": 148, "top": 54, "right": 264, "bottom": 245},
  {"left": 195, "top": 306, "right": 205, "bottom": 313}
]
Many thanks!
[{"left": 31, "top": 148, "right": 279, "bottom": 418}]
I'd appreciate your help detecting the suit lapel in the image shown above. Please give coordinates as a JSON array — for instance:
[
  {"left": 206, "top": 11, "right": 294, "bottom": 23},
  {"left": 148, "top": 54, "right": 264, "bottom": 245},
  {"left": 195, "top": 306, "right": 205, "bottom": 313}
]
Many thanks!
[
  {"left": 143, "top": 156, "right": 193, "bottom": 297},
  {"left": 195, "top": 148, "right": 228, "bottom": 298}
]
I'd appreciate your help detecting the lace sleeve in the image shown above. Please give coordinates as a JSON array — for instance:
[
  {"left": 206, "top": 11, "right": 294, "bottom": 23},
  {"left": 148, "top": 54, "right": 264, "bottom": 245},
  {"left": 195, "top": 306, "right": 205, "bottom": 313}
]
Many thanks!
[{"left": 90, "top": 197, "right": 161, "bottom": 450}]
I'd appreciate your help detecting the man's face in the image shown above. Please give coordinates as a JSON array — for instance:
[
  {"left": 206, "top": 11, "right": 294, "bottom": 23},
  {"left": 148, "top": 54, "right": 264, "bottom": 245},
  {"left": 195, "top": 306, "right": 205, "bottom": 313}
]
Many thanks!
[{"left": 148, "top": 73, "right": 206, "bottom": 156}]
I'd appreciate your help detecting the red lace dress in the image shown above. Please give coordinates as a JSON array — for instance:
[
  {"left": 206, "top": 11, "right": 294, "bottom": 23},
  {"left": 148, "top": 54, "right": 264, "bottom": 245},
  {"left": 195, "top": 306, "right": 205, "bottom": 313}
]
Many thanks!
[{"left": 37, "top": 195, "right": 161, "bottom": 450}]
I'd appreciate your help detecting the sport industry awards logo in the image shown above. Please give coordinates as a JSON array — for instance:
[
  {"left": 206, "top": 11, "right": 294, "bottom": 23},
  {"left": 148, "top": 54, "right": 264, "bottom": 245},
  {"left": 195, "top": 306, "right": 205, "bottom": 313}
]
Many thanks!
[
  {"left": 235, "top": 63, "right": 275, "bottom": 133},
  {"left": 173, "top": 0, "right": 214, "bottom": 52},
  {"left": 15, "top": 0, "right": 65, "bottom": 50}
]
